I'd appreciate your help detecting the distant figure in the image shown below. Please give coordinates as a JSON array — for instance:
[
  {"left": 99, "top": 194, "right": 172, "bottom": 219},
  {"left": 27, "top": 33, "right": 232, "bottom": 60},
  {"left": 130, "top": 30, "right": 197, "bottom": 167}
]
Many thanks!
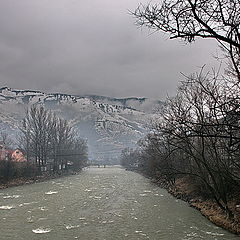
[
  {"left": 104, "top": 164, "right": 106, "bottom": 168},
  {"left": 98, "top": 164, "right": 100, "bottom": 168}
]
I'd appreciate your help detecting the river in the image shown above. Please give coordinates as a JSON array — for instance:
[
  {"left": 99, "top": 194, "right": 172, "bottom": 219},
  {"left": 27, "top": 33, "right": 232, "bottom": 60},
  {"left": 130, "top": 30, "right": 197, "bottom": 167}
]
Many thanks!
[{"left": 0, "top": 166, "right": 239, "bottom": 240}]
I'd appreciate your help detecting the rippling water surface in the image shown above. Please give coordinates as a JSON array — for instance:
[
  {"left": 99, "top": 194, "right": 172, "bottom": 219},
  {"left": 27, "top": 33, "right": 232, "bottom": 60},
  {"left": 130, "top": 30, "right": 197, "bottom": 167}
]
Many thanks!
[{"left": 0, "top": 166, "right": 239, "bottom": 240}]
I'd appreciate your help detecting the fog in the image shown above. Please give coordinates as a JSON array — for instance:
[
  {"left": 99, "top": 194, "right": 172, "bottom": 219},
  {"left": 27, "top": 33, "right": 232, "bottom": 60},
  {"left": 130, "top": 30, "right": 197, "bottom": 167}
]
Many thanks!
[{"left": 0, "top": 0, "right": 219, "bottom": 99}]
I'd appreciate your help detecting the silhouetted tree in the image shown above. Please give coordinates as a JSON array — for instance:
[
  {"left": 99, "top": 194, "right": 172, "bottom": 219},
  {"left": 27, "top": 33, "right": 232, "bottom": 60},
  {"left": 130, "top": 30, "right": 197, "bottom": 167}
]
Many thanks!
[
  {"left": 133, "top": 0, "right": 240, "bottom": 79},
  {"left": 20, "top": 105, "right": 88, "bottom": 173}
]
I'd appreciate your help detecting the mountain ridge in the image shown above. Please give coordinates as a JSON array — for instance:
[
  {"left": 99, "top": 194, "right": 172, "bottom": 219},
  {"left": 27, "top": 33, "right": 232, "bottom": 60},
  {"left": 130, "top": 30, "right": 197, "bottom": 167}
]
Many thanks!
[{"left": 0, "top": 86, "right": 164, "bottom": 163}]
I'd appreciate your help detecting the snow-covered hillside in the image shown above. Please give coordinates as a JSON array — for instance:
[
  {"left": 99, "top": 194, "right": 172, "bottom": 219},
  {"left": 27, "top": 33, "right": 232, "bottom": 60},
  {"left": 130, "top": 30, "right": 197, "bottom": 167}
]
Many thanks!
[{"left": 0, "top": 87, "right": 164, "bottom": 163}]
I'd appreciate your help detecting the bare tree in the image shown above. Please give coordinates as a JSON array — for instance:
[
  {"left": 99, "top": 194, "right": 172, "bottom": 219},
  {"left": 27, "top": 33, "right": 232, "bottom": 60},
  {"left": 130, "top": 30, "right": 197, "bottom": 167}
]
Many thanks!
[
  {"left": 20, "top": 105, "right": 88, "bottom": 173},
  {"left": 133, "top": 0, "right": 240, "bottom": 79}
]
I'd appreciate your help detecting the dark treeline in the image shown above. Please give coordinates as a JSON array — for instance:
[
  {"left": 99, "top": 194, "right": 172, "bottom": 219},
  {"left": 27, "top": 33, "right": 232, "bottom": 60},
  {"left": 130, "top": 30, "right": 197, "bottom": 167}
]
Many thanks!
[
  {"left": 0, "top": 161, "right": 38, "bottom": 182},
  {"left": 0, "top": 105, "right": 88, "bottom": 183},
  {"left": 20, "top": 105, "right": 88, "bottom": 171},
  {"left": 121, "top": 73, "right": 240, "bottom": 218},
  {"left": 121, "top": 0, "right": 240, "bottom": 221}
]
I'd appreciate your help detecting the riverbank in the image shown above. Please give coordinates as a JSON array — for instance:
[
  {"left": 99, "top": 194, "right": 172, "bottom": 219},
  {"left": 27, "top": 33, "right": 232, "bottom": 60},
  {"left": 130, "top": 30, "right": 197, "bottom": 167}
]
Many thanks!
[
  {"left": 152, "top": 176, "right": 240, "bottom": 235},
  {"left": 0, "top": 171, "right": 80, "bottom": 190}
]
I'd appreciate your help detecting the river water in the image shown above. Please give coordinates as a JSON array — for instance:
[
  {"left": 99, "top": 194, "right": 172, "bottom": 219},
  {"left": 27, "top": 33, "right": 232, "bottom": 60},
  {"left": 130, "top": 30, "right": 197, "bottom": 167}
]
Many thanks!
[{"left": 0, "top": 166, "right": 239, "bottom": 240}]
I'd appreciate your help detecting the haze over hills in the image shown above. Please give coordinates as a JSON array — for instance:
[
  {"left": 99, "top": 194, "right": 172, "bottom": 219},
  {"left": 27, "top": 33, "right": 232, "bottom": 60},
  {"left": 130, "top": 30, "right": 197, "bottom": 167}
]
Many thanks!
[{"left": 0, "top": 87, "right": 164, "bottom": 164}]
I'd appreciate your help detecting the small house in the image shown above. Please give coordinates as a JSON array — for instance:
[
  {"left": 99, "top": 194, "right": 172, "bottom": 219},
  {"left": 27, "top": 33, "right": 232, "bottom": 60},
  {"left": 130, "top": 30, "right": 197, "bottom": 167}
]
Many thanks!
[{"left": 11, "top": 149, "right": 27, "bottom": 162}]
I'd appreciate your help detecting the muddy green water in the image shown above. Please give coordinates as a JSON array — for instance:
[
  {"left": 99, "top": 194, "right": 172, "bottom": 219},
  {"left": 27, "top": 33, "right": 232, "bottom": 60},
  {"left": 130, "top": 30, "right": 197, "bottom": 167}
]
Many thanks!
[{"left": 0, "top": 166, "right": 239, "bottom": 240}]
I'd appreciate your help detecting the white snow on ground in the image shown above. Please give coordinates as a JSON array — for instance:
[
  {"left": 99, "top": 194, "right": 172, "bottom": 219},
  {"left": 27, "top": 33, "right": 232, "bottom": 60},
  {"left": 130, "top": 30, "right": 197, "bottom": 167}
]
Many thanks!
[{"left": 0, "top": 87, "right": 164, "bottom": 161}]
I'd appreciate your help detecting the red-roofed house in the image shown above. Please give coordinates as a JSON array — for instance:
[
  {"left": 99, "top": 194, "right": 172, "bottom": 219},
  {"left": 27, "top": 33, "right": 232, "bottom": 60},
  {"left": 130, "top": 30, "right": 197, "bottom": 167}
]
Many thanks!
[{"left": 11, "top": 149, "right": 27, "bottom": 162}]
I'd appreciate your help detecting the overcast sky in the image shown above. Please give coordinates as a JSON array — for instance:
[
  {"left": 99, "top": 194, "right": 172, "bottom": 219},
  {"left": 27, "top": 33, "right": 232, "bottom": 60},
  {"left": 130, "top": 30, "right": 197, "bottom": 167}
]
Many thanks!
[{"left": 0, "top": 0, "right": 220, "bottom": 99}]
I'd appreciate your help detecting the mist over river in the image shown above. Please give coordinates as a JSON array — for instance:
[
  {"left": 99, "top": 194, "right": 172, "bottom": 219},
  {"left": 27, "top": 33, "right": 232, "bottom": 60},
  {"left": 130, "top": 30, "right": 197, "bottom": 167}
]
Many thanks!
[{"left": 0, "top": 166, "right": 238, "bottom": 240}]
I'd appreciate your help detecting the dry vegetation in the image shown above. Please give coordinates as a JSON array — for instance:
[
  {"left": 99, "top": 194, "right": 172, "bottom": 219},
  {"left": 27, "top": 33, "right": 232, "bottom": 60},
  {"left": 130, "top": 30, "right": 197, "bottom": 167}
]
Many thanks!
[
  {"left": 121, "top": 0, "right": 240, "bottom": 234},
  {"left": 165, "top": 177, "right": 240, "bottom": 234}
]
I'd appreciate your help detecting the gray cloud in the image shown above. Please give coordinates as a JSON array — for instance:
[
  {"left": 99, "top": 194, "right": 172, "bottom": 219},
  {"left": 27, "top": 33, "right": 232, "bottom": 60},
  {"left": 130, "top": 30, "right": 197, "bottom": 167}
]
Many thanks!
[{"left": 0, "top": 0, "right": 219, "bottom": 99}]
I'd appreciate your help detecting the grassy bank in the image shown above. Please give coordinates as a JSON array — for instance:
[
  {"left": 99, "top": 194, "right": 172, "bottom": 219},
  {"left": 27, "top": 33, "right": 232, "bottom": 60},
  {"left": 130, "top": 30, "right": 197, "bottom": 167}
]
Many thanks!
[{"left": 153, "top": 176, "right": 240, "bottom": 235}]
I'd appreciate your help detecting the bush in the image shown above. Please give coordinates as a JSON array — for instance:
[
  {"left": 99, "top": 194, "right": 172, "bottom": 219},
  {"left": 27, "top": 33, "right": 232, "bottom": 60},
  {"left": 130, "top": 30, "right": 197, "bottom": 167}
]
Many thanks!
[
  {"left": 13, "top": 162, "right": 38, "bottom": 178},
  {"left": 0, "top": 161, "right": 38, "bottom": 183},
  {"left": 0, "top": 161, "right": 15, "bottom": 182}
]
